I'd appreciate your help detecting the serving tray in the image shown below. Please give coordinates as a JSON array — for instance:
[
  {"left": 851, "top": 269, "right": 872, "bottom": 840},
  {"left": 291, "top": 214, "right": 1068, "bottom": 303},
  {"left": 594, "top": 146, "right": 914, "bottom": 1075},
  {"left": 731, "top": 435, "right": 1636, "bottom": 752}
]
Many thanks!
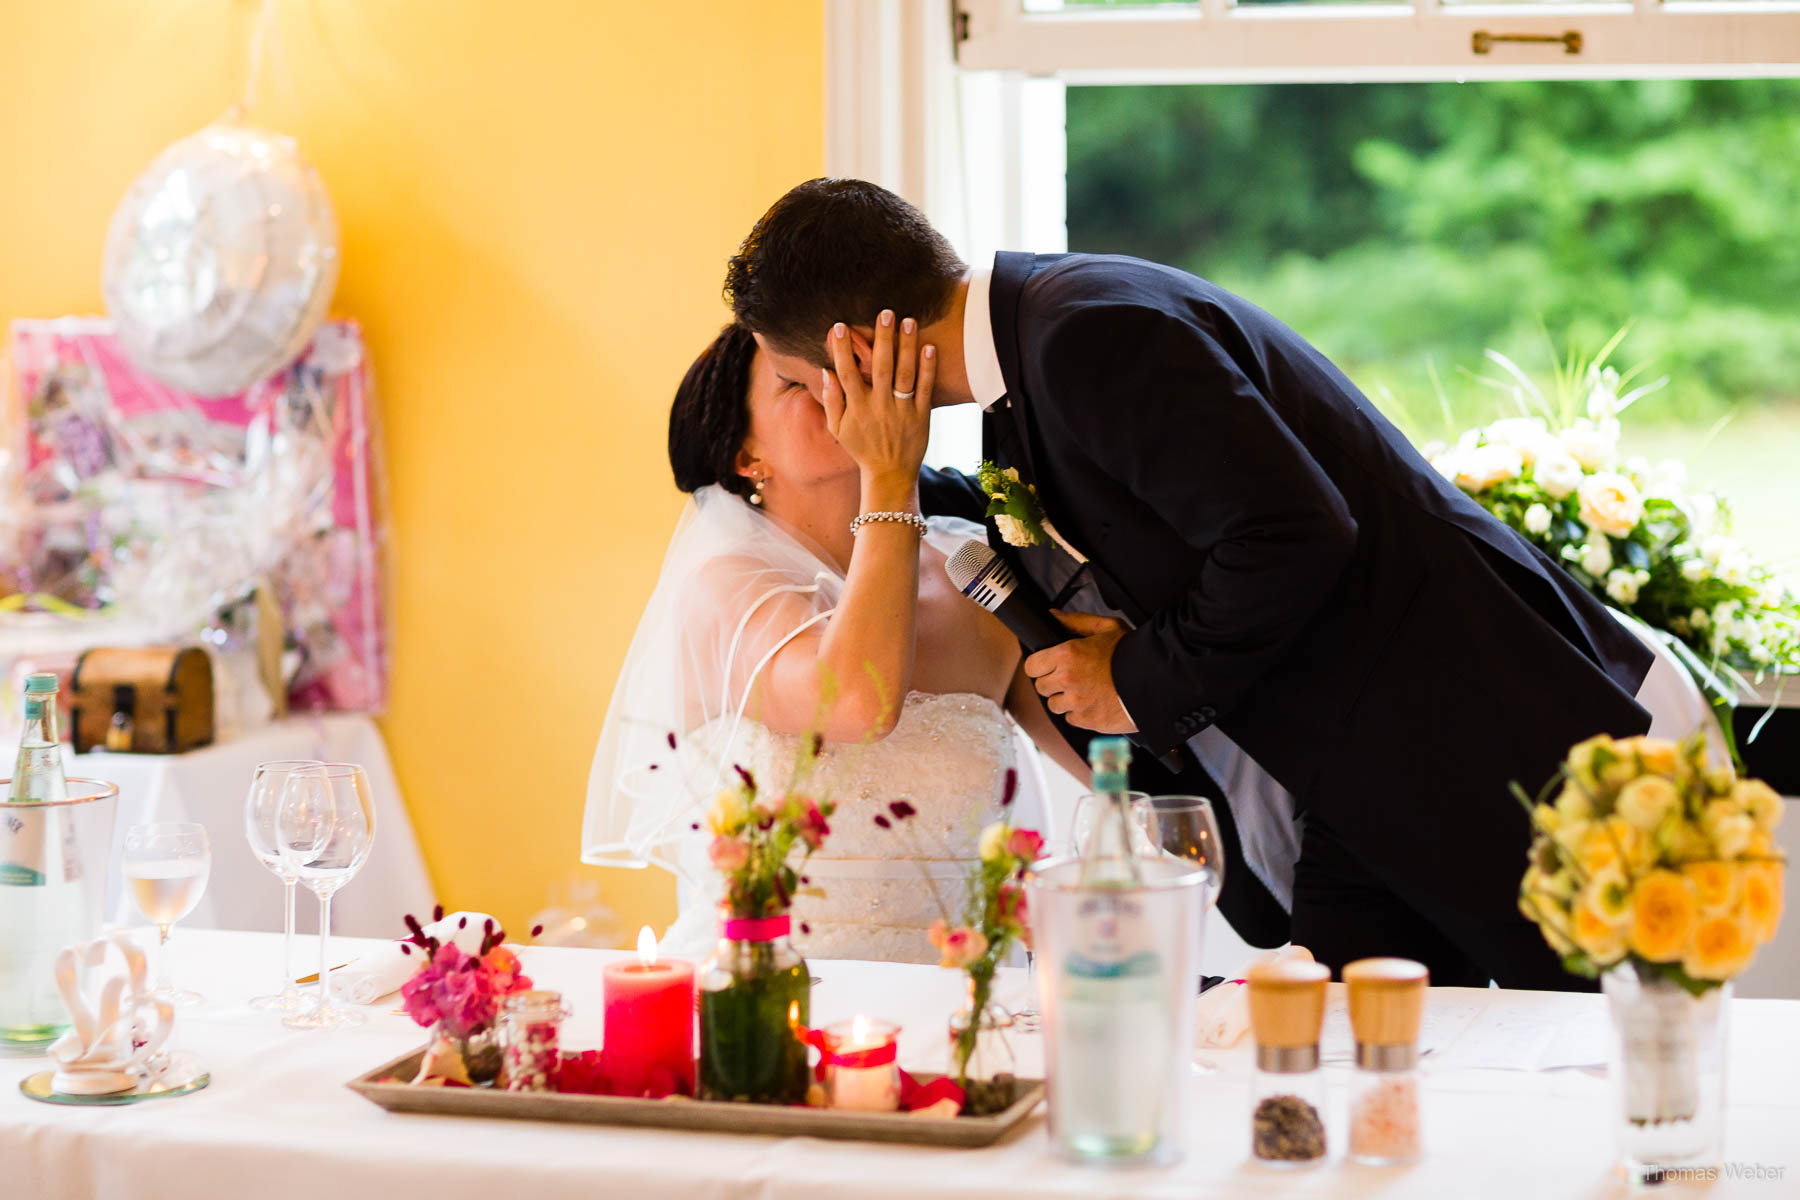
[{"left": 347, "top": 1047, "right": 1044, "bottom": 1148}]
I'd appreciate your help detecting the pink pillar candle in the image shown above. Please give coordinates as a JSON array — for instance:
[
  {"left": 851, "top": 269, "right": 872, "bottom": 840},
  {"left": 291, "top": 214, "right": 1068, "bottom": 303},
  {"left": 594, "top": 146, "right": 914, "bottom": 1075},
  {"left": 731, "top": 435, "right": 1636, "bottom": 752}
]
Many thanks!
[{"left": 601, "top": 928, "right": 696, "bottom": 1097}]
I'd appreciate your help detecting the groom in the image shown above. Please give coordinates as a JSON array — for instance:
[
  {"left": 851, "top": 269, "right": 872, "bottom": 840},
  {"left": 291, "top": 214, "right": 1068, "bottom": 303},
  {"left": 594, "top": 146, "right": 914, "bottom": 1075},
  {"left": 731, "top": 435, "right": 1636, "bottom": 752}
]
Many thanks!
[{"left": 724, "top": 178, "right": 1654, "bottom": 989}]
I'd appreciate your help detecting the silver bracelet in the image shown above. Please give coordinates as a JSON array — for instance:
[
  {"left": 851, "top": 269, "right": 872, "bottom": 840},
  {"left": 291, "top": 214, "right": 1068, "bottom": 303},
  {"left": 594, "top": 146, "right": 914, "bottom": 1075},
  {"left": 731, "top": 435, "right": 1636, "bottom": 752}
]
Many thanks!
[{"left": 850, "top": 511, "right": 928, "bottom": 537}]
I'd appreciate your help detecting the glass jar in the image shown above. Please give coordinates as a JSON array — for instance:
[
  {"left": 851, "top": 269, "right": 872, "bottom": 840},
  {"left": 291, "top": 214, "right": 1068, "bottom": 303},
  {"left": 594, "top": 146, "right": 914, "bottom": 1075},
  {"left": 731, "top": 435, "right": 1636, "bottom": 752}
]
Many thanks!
[
  {"left": 1349, "top": 1046, "right": 1422, "bottom": 1164},
  {"left": 820, "top": 1017, "right": 901, "bottom": 1111},
  {"left": 499, "top": 990, "right": 568, "bottom": 1093},
  {"left": 948, "top": 983, "right": 1019, "bottom": 1115},
  {"left": 1603, "top": 963, "right": 1730, "bottom": 1184},
  {"left": 1250, "top": 1045, "right": 1328, "bottom": 1168},
  {"left": 435, "top": 1021, "right": 503, "bottom": 1086},
  {"left": 697, "top": 909, "right": 811, "bottom": 1104}
]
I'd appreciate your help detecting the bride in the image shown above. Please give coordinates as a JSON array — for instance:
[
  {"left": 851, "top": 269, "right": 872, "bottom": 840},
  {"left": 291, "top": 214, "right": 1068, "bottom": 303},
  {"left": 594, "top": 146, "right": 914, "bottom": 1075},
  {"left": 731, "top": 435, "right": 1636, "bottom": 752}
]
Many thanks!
[{"left": 583, "top": 312, "right": 1082, "bottom": 962}]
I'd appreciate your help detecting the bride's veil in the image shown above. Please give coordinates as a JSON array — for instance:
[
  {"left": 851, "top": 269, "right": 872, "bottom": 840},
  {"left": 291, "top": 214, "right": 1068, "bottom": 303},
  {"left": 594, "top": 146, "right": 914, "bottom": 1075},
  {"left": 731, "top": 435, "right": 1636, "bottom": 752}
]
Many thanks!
[{"left": 582, "top": 484, "right": 845, "bottom": 876}]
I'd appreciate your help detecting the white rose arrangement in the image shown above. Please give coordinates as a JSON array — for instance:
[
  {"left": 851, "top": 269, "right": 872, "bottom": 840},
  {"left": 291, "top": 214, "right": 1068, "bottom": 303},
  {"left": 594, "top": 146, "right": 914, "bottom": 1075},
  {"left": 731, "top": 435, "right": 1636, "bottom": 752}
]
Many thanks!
[{"left": 1421, "top": 338, "right": 1799, "bottom": 727}]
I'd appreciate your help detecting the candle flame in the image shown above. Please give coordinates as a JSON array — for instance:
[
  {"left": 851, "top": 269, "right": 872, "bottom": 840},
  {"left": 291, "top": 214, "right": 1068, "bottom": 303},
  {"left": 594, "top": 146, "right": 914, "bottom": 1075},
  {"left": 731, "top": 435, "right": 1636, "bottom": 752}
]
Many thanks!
[
  {"left": 787, "top": 1001, "right": 801, "bottom": 1029},
  {"left": 851, "top": 1013, "right": 871, "bottom": 1044},
  {"left": 636, "top": 924, "right": 658, "bottom": 967}
]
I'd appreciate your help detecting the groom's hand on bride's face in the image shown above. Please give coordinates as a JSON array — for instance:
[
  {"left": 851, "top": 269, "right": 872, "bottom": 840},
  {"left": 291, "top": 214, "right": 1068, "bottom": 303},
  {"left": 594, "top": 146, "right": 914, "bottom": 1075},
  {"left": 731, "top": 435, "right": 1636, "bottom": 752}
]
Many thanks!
[{"left": 1023, "top": 611, "right": 1138, "bottom": 735}]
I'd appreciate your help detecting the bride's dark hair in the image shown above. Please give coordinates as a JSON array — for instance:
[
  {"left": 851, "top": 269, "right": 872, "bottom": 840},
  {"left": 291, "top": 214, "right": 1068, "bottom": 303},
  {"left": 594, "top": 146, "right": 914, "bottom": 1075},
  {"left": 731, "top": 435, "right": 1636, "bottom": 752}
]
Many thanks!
[{"left": 668, "top": 323, "right": 758, "bottom": 500}]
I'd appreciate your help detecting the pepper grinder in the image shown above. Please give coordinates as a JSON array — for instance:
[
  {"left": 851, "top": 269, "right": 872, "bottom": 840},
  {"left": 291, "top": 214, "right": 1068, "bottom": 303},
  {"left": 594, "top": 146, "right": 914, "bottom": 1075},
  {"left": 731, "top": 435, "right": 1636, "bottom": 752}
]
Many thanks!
[
  {"left": 1344, "top": 957, "right": 1429, "bottom": 1165},
  {"left": 1246, "top": 958, "right": 1331, "bottom": 1167}
]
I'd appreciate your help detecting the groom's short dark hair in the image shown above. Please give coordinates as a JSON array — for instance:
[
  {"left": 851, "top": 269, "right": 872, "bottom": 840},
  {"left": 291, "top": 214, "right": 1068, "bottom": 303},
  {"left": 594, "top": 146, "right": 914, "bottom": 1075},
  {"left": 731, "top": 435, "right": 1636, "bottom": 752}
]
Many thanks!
[{"left": 725, "top": 179, "right": 966, "bottom": 366}]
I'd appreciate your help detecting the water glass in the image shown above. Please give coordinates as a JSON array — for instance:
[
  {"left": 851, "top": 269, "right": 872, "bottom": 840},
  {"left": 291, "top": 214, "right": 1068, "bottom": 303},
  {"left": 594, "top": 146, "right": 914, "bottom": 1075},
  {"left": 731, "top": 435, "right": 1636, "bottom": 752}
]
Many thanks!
[
  {"left": 122, "top": 822, "right": 212, "bottom": 1007},
  {"left": 1138, "top": 794, "right": 1227, "bottom": 1072},
  {"left": 279, "top": 763, "right": 376, "bottom": 1030}
]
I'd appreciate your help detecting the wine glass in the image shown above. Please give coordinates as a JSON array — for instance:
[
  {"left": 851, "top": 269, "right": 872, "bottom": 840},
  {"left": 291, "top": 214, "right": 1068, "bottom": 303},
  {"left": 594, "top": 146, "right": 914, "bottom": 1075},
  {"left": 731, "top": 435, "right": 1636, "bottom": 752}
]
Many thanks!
[
  {"left": 1067, "top": 789, "right": 1152, "bottom": 858},
  {"left": 244, "top": 760, "right": 325, "bottom": 1012},
  {"left": 279, "top": 762, "right": 376, "bottom": 1030},
  {"left": 1137, "top": 794, "right": 1227, "bottom": 1073},
  {"left": 122, "top": 822, "right": 212, "bottom": 1007}
]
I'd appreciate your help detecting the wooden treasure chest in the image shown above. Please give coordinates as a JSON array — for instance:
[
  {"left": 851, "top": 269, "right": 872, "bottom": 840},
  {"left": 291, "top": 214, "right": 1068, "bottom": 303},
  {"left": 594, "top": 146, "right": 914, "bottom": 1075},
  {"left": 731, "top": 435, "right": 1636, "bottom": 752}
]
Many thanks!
[{"left": 70, "top": 647, "right": 215, "bottom": 755}]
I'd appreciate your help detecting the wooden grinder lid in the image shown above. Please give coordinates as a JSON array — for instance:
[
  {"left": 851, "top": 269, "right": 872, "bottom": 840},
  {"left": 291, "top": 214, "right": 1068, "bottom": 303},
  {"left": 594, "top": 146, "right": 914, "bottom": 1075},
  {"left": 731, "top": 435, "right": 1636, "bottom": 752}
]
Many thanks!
[
  {"left": 1343, "top": 957, "right": 1429, "bottom": 1046},
  {"left": 1246, "top": 959, "right": 1330, "bottom": 1049}
]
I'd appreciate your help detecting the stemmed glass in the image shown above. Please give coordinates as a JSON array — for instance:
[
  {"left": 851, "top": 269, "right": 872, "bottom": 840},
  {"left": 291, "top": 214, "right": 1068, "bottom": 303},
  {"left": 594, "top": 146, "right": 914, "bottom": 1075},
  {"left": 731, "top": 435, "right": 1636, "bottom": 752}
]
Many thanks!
[
  {"left": 122, "top": 822, "right": 212, "bottom": 1007},
  {"left": 278, "top": 762, "right": 376, "bottom": 1030},
  {"left": 244, "top": 760, "right": 322, "bottom": 1012},
  {"left": 1137, "top": 794, "right": 1228, "bottom": 1073}
]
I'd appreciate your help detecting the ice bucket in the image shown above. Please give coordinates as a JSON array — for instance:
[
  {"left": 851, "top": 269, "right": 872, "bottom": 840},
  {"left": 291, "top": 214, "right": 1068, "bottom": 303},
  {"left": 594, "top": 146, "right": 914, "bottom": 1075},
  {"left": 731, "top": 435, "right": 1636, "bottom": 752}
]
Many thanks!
[
  {"left": 1027, "top": 854, "right": 1207, "bottom": 1164},
  {"left": 0, "top": 778, "right": 120, "bottom": 1050}
]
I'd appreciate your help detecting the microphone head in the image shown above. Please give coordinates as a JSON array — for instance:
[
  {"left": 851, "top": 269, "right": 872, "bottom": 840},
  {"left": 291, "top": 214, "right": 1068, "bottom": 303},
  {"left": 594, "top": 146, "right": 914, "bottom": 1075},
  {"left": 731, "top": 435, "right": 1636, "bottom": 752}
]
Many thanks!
[{"left": 945, "top": 539, "right": 1018, "bottom": 612}]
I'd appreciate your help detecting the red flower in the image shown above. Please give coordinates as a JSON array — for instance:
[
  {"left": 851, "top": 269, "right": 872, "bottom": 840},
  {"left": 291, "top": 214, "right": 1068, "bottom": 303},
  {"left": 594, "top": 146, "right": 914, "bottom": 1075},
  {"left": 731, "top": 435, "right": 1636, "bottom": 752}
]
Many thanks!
[
  {"left": 798, "top": 802, "right": 832, "bottom": 851},
  {"left": 1007, "top": 828, "right": 1045, "bottom": 863}
]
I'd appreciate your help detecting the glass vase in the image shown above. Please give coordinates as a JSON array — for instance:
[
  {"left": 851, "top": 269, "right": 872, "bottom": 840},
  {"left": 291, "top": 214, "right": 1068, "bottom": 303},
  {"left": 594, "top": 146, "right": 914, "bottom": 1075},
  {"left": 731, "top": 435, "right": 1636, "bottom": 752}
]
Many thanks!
[
  {"left": 949, "top": 981, "right": 1019, "bottom": 1116},
  {"left": 436, "top": 1021, "right": 503, "bottom": 1087},
  {"left": 1602, "top": 962, "right": 1729, "bottom": 1184},
  {"left": 697, "top": 911, "right": 811, "bottom": 1104}
]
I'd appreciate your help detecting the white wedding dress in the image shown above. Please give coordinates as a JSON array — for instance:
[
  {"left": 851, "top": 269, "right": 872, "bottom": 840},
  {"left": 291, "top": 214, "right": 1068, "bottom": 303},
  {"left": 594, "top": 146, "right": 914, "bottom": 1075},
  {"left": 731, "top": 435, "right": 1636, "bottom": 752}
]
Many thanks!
[
  {"left": 583, "top": 485, "right": 1042, "bottom": 964},
  {"left": 658, "top": 691, "right": 1017, "bottom": 963}
]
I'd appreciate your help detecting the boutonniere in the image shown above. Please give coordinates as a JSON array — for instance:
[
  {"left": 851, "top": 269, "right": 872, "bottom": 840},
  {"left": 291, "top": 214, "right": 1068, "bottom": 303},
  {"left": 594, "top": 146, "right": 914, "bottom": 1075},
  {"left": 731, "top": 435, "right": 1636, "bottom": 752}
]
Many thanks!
[{"left": 977, "top": 460, "right": 1087, "bottom": 563}]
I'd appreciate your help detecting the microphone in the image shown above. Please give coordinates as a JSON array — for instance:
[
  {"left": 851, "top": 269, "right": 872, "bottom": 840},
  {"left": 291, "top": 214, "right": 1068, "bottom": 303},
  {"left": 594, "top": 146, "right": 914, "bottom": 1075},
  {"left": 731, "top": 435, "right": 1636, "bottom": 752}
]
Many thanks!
[{"left": 945, "top": 539, "right": 1191, "bottom": 774}]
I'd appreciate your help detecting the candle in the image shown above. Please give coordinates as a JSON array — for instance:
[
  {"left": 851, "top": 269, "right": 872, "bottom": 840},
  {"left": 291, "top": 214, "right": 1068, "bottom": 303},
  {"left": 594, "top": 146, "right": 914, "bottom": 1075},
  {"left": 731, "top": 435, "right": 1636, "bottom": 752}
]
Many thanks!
[
  {"left": 821, "top": 1015, "right": 901, "bottom": 1112},
  {"left": 601, "top": 927, "right": 696, "bottom": 1097}
]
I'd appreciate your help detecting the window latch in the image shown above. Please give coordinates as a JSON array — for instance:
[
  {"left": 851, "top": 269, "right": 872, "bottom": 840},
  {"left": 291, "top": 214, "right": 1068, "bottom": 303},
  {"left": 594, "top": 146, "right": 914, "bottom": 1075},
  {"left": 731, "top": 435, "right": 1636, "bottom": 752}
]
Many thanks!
[{"left": 1471, "top": 30, "right": 1583, "bottom": 55}]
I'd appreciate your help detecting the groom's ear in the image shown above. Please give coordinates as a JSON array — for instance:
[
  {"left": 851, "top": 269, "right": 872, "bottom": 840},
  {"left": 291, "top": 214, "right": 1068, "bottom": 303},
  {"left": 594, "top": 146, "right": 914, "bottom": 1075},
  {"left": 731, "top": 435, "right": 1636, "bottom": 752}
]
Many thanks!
[{"left": 846, "top": 326, "right": 878, "bottom": 385}]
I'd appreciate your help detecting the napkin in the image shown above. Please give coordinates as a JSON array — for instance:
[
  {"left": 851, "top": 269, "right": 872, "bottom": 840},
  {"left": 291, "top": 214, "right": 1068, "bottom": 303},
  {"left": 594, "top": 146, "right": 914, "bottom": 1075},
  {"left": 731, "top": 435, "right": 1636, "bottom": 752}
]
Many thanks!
[
  {"left": 330, "top": 911, "right": 501, "bottom": 1005},
  {"left": 1195, "top": 944, "right": 1316, "bottom": 1049}
]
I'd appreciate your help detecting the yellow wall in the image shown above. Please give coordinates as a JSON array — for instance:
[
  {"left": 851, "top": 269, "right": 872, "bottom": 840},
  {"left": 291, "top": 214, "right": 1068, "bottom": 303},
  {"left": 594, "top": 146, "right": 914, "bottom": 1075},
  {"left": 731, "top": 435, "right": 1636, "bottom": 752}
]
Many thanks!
[{"left": 0, "top": 1, "right": 824, "bottom": 941}]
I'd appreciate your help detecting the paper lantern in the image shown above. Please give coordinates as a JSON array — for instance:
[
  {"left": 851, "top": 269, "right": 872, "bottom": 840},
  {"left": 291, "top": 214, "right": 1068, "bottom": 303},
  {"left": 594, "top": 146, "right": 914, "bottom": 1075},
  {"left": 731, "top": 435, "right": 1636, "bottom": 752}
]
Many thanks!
[{"left": 102, "top": 122, "right": 339, "bottom": 397}]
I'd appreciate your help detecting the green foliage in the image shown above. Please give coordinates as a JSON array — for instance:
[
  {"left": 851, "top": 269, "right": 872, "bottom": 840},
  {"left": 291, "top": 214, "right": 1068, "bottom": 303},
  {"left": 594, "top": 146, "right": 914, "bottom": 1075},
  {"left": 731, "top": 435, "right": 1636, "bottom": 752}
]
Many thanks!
[{"left": 1066, "top": 80, "right": 1800, "bottom": 425}]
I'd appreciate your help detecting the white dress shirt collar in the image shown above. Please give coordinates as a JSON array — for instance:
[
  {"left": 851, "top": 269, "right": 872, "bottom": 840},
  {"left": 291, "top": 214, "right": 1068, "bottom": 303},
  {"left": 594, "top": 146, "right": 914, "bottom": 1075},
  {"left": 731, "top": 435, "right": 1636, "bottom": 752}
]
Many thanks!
[{"left": 962, "top": 267, "right": 1007, "bottom": 411}]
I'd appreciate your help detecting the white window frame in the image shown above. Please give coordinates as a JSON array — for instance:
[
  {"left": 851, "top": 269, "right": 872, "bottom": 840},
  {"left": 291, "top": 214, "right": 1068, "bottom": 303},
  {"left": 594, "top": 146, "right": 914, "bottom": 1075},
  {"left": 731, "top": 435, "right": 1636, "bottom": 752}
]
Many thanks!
[{"left": 957, "top": 0, "right": 1800, "bottom": 82}]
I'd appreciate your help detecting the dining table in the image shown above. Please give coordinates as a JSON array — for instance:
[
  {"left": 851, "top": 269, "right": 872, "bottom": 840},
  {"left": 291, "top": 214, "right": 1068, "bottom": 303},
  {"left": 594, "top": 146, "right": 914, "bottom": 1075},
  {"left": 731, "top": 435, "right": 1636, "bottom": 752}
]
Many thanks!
[{"left": 4, "top": 929, "right": 1795, "bottom": 1199}]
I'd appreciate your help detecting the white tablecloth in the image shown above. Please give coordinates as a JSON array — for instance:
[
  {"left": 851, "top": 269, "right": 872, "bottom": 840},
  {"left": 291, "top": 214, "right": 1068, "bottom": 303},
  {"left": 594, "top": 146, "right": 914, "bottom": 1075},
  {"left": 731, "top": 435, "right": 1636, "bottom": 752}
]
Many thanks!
[
  {"left": 4, "top": 931, "right": 1794, "bottom": 1199},
  {"left": 64, "top": 716, "right": 434, "bottom": 938}
]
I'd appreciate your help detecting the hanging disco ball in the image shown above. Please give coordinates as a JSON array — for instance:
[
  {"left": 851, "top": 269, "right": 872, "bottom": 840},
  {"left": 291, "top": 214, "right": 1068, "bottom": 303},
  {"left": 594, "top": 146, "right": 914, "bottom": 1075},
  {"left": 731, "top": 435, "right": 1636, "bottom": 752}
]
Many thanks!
[{"left": 102, "top": 122, "right": 339, "bottom": 397}]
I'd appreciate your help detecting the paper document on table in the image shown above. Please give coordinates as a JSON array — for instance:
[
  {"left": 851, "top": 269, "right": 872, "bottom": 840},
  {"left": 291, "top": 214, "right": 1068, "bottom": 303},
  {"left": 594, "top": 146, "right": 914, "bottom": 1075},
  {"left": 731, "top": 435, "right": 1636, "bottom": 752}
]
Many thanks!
[{"left": 1431, "top": 1001, "right": 1611, "bottom": 1072}]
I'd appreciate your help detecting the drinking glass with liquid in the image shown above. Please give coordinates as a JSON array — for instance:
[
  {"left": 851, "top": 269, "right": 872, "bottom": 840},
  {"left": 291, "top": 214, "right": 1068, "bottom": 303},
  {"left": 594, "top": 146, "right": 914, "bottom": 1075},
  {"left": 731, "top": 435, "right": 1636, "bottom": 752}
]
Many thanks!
[{"left": 123, "top": 822, "right": 212, "bottom": 1007}]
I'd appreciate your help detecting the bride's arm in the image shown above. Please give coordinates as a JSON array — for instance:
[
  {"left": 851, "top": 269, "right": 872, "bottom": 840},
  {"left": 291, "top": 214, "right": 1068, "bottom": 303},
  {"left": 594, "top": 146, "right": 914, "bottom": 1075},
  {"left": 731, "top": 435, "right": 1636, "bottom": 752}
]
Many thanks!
[
  {"left": 753, "top": 315, "right": 935, "bottom": 743},
  {"left": 1006, "top": 662, "right": 1092, "bottom": 784}
]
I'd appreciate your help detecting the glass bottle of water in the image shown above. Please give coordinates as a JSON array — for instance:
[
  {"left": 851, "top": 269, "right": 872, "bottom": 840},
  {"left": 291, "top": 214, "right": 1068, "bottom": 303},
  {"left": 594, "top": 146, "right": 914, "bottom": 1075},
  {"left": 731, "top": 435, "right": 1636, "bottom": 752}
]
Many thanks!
[
  {"left": 1057, "top": 736, "right": 1167, "bottom": 1159},
  {"left": 1078, "top": 737, "right": 1142, "bottom": 886},
  {"left": 9, "top": 674, "right": 69, "bottom": 805}
]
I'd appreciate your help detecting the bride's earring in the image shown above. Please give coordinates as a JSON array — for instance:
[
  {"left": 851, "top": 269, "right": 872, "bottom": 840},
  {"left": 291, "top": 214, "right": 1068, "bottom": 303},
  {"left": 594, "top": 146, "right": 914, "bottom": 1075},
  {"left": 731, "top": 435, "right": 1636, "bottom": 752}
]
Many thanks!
[{"left": 750, "top": 475, "right": 767, "bottom": 506}]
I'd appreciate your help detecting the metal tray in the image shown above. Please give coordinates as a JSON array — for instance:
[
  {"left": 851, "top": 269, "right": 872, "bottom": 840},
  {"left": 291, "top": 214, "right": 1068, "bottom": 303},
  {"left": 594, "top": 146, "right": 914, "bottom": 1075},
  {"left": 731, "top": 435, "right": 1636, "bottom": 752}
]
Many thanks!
[{"left": 347, "top": 1047, "right": 1044, "bottom": 1148}]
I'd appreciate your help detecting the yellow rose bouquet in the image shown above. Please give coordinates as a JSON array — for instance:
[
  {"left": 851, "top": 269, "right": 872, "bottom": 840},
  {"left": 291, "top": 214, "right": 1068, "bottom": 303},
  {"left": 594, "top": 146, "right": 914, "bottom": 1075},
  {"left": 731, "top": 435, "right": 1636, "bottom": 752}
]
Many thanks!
[{"left": 1517, "top": 732, "right": 1785, "bottom": 993}]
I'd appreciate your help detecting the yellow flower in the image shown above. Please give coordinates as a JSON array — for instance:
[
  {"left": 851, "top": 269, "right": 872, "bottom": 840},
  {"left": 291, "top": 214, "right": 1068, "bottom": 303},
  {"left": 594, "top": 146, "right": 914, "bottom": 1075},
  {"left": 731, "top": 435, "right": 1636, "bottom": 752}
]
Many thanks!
[
  {"left": 1574, "top": 816, "right": 1653, "bottom": 878},
  {"left": 1566, "top": 735, "right": 1617, "bottom": 792},
  {"left": 1663, "top": 820, "right": 1715, "bottom": 865},
  {"left": 1582, "top": 864, "right": 1633, "bottom": 926},
  {"left": 1732, "top": 779, "right": 1784, "bottom": 833},
  {"left": 1532, "top": 804, "right": 1562, "bottom": 836},
  {"left": 1681, "top": 860, "right": 1738, "bottom": 914},
  {"left": 1554, "top": 782, "right": 1596, "bottom": 825},
  {"left": 978, "top": 822, "right": 1009, "bottom": 864},
  {"left": 1684, "top": 912, "right": 1756, "bottom": 981},
  {"left": 1616, "top": 775, "right": 1681, "bottom": 832},
  {"left": 1571, "top": 894, "right": 1627, "bottom": 965},
  {"left": 1628, "top": 870, "right": 1699, "bottom": 963},
  {"left": 1618, "top": 736, "right": 1681, "bottom": 778},
  {"left": 1521, "top": 889, "right": 1576, "bottom": 957},
  {"left": 1701, "top": 800, "right": 1756, "bottom": 860},
  {"left": 1740, "top": 861, "right": 1785, "bottom": 942},
  {"left": 706, "top": 788, "right": 749, "bottom": 836}
]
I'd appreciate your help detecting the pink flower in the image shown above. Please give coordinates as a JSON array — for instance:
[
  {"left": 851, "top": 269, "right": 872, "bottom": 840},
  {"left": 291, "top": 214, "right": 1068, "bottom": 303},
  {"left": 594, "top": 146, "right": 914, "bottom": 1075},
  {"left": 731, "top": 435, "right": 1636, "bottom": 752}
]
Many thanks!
[
  {"left": 798, "top": 802, "right": 831, "bottom": 851},
  {"left": 997, "top": 882, "right": 1032, "bottom": 950},
  {"left": 709, "top": 834, "right": 750, "bottom": 872},
  {"left": 1007, "top": 828, "right": 1045, "bottom": 864},
  {"left": 928, "top": 920, "right": 990, "bottom": 970}
]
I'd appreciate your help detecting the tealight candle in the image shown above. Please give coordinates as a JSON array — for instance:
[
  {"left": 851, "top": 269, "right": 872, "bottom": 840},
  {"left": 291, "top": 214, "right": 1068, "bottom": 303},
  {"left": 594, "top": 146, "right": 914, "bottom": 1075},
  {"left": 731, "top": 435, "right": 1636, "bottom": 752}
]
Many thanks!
[
  {"left": 601, "top": 927, "right": 696, "bottom": 1097},
  {"left": 821, "top": 1015, "right": 901, "bottom": 1112}
]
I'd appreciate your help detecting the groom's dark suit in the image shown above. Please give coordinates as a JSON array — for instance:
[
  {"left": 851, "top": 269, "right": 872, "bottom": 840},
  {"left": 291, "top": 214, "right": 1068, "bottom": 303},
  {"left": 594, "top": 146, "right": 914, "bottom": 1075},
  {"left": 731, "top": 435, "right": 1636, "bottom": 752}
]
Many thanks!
[{"left": 924, "top": 251, "right": 1654, "bottom": 989}]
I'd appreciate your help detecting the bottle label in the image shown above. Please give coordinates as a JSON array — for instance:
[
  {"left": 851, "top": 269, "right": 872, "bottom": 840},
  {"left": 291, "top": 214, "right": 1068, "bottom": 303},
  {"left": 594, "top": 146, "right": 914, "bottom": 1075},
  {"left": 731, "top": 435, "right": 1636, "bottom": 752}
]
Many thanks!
[{"left": 23, "top": 699, "right": 44, "bottom": 721}]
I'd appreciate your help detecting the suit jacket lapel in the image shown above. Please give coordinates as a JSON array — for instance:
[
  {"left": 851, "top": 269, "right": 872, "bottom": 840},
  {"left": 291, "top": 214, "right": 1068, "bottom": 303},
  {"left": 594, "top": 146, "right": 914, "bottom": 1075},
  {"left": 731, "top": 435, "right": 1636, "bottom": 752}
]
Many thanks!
[{"left": 985, "top": 252, "right": 1151, "bottom": 626}]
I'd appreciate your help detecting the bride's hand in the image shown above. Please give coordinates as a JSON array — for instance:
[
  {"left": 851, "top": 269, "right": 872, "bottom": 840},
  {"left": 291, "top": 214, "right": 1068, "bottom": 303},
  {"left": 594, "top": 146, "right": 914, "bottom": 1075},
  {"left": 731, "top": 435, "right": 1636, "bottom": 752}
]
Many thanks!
[{"left": 822, "top": 310, "right": 934, "bottom": 494}]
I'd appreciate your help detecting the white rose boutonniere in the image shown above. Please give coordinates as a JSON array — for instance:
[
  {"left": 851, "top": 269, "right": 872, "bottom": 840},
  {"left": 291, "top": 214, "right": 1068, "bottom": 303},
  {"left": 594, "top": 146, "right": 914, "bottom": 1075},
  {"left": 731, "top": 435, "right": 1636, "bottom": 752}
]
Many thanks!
[{"left": 977, "top": 460, "right": 1087, "bottom": 563}]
